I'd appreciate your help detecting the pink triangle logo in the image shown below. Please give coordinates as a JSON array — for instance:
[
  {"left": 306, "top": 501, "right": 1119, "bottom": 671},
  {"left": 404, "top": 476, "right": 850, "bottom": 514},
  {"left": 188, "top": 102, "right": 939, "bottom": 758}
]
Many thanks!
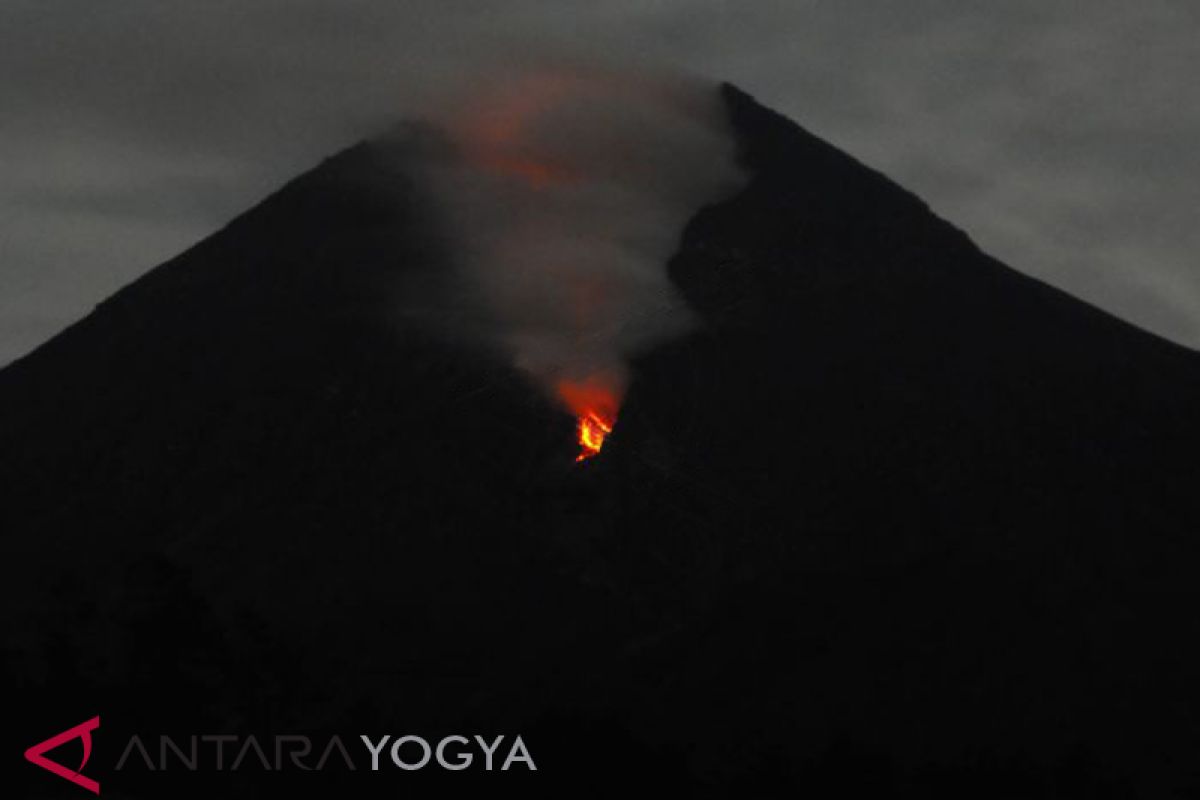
[{"left": 24, "top": 716, "right": 101, "bottom": 795}]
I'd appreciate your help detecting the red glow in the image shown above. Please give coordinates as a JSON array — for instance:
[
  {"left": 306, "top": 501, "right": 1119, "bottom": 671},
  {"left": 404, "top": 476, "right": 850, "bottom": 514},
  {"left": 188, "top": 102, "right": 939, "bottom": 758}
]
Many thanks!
[
  {"left": 454, "top": 74, "right": 581, "bottom": 188},
  {"left": 448, "top": 74, "right": 631, "bottom": 462},
  {"left": 575, "top": 412, "right": 613, "bottom": 462},
  {"left": 556, "top": 377, "right": 620, "bottom": 462}
]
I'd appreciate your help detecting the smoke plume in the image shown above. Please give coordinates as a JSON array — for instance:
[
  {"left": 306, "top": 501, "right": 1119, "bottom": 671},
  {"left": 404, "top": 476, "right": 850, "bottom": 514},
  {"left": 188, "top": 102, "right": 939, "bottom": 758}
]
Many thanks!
[{"left": 414, "top": 63, "right": 745, "bottom": 433}]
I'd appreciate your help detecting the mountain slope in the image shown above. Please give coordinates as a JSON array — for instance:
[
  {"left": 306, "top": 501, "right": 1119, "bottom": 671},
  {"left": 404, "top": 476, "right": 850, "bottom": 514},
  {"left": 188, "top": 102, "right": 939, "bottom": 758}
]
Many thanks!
[{"left": 3, "top": 85, "right": 1200, "bottom": 797}]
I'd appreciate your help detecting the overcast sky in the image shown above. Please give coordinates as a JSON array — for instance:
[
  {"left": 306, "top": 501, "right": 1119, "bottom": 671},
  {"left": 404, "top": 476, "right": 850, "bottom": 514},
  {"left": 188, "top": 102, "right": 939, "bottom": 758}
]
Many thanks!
[{"left": 2, "top": 1, "right": 1198, "bottom": 365}]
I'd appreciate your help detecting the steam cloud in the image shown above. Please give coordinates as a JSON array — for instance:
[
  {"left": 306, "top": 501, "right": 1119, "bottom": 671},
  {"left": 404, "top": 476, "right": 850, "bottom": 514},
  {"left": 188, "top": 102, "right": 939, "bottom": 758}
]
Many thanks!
[{"left": 414, "top": 63, "right": 745, "bottom": 422}]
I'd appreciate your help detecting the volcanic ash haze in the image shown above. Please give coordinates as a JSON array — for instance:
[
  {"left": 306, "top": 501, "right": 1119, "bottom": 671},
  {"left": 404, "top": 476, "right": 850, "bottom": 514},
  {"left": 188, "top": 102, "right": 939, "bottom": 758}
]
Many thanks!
[{"left": 415, "top": 66, "right": 746, "bottom": 457}]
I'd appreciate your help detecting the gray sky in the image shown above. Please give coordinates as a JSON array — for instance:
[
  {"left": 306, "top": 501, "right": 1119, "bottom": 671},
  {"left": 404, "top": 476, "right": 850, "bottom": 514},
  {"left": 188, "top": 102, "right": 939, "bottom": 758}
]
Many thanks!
[{"left": 3, "top": 1, "right": 1198, "bottom": 365}]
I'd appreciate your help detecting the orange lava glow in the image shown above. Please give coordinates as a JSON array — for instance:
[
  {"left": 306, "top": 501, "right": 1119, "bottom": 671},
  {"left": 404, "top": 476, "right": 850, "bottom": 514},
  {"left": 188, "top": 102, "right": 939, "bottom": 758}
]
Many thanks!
[
  {"left": 575, "top": 411, "right": 614, "bottom": 462},
  {"left": 556, "top": 377, "right": 621, "bottom": 463}
]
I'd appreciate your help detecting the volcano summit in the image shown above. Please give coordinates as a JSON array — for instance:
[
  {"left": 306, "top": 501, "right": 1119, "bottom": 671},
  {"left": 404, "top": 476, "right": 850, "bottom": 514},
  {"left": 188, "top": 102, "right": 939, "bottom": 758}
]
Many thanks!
[{"left": 3, "top": 84, "right": 1200, "bottom": 798}]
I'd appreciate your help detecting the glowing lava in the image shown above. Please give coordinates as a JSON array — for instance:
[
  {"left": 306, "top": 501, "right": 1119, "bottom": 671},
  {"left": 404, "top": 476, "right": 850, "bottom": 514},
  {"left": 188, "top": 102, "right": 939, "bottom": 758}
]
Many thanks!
[
  {"left": 556, "top": 376, "right": 621, "bottom": 463},
  {"left": 575, "top": 411, "right": 614, "bottom": 462}
]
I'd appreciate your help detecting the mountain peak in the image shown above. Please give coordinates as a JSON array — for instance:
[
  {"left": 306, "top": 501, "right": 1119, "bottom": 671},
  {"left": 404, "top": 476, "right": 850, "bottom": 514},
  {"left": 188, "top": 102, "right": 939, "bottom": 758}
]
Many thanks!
[{"left": 4, "top": 85, "right": 1200, "bottom": 797}]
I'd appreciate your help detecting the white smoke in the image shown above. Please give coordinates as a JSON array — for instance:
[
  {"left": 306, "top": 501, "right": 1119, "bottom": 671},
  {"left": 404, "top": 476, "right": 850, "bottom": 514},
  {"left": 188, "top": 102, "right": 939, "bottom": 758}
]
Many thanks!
[{"left": 414, "top": 62, "right": 745, "bottom": 419}]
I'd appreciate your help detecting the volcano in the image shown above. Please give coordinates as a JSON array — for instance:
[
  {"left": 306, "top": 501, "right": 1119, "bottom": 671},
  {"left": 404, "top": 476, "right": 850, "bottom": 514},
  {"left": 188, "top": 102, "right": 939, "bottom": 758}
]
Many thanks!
[{"left": 3, "top": 86, "right": 1200, "bottom": 798}]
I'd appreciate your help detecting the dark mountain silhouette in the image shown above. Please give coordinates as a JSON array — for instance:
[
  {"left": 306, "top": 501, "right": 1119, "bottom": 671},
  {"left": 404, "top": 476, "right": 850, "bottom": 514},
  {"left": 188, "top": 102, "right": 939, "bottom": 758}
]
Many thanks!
[{"left": 3, "top": 85, "right": 1200, "bottom": 798}]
